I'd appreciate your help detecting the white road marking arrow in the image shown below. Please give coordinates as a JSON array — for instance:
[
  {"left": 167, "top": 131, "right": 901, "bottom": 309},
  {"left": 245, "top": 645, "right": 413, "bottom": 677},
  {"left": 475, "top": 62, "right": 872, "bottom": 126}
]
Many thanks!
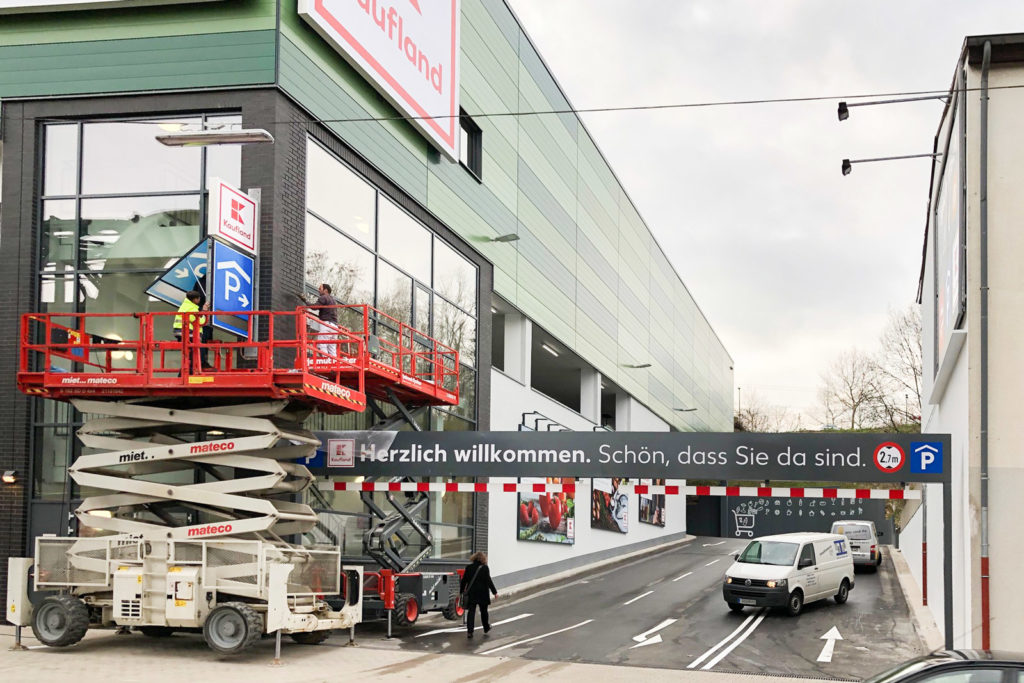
[
  {"left": 816, "top": 626, "right": 843, "bottom": 663},
  {"left": 630, "top": 618, "right": 676, "bottom": 649},
  {"left": 703, "top": 541, "right": 726, "bottom": 547}
]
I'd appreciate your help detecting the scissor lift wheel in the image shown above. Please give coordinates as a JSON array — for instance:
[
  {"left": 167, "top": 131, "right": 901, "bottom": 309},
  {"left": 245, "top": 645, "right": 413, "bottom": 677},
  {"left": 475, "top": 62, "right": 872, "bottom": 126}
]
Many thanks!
[
  {"left": 32, "top": 595, "right": 90, "bottom": 648},
  {"left": 203, "top": 603, "right": 262, "bottom": 655}
]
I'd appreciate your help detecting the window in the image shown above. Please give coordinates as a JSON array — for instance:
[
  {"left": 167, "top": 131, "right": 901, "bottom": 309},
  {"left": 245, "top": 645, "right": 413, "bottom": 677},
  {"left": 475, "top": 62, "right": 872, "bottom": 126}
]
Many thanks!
[
  {"left": 378, "top": 198, "right": 431, "bottom": 283},
  {"left": 799, "top": 544, "right": 816, "bottom": 567},
  {"left": 434, "top": 238, "right": 477, "bottom": 315},
  {"left": 306, "top": 139, "right": 375, "bottom": 249},
  {"left": 34, "top": 114, "right": 241, "bottom": 503},
  {"left": 459, "top": 109, "right": 482, "bottom": 179},
  {"left": 302, "top": 135, "right": 479, "bottom": 433},
  {"left": 305, "top": 214, "right": 375, "bottom": 307}
]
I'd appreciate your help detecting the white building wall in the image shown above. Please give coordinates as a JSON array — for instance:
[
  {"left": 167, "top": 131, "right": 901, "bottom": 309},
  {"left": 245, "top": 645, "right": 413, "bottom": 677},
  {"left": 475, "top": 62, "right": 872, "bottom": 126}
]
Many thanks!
[
  {"left": 913, "top": 51, "right": 1024, "bottom": 648},
  {"left": 487, "top": 370, "right": 687, "bottom": 583}
]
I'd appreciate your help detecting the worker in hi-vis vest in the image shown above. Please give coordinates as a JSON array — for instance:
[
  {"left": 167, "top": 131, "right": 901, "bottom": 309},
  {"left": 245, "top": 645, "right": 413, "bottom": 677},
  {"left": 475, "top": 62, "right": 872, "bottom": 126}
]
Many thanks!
[{"left": 173, "top": 290, "right": 210, "bottom": 370}]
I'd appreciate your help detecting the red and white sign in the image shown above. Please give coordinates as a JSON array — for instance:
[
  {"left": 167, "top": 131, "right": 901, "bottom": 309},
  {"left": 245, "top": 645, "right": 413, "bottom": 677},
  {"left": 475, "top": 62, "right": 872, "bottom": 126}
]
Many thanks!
[
  {"left": 207, "top": 178, "right": 258, "bottom": 255},
  {"left": 873, "top": 442, "right": 906, "bottom": 473},
  {"left": 328, "top": 438, "right": 355, "bottom": 468},
  {"left": 0, "top": 0, "right": 222, "bottom": 12},
  {"left": 298, "top": 0, "right": 461, "bottom": 161}
]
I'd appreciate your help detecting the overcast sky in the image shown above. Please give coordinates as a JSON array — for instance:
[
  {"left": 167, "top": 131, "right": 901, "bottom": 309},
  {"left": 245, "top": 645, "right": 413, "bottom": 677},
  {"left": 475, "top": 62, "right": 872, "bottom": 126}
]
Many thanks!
[{"left": 506, "top": 1, "right": 1024, "bottom": 426}]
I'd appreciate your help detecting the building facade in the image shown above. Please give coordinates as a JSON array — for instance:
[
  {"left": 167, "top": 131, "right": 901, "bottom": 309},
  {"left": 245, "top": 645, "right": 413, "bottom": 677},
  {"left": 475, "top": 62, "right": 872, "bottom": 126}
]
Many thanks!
[
  {"left": 910, "top": 32, "right": 1024, "bottom": 648},
  {"left": 0, "top": 0, "right": 733, "bottom": 596}
]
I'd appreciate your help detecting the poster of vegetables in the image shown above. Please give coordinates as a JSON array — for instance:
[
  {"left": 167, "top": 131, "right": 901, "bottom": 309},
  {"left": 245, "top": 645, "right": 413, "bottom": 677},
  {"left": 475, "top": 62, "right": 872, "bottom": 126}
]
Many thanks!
[
  {"left": 638, "top": 478, "right": 666, "bottom": 527},
  {"left": 591, "top": 477, "right": 629, "bottom": 533},
  {"left": 517, "top": 477, "right": 575, "bottom": 544}
]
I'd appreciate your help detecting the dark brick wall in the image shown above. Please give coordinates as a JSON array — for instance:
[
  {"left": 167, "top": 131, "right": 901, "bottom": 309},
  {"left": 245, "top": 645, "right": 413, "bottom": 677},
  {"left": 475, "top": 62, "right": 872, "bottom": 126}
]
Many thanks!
[{"left": 1, "top": 100, "right": 37, "bottom": 601}]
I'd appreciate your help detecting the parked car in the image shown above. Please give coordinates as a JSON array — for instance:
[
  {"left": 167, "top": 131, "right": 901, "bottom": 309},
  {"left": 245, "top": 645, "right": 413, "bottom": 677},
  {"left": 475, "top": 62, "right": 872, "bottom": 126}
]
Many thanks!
[
  {"left": 831, "top": 520, "right": 883, "bottom": 571},
  {"left": 722, "top": 532, "right": 854, "bottom": 616},
  {"left": 864, "top": 649, "right": 1024, "bottom": 682}
]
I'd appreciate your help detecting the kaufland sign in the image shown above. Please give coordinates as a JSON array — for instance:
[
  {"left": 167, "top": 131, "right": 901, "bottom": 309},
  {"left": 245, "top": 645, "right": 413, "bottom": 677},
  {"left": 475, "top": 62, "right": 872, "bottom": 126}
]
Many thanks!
[
  {"left": 207, "top": 178, "right": 258, "bottom": 255},
  {"left": 299, "top": 0, "right": 462, "bottom": 161},
  {"left": 0, "top": 0, "right": 222, "bottom": 11}
]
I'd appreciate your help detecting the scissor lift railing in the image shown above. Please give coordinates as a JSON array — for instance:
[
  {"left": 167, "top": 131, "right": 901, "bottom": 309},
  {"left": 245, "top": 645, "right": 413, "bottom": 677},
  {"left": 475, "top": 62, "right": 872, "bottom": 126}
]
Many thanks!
[
  {"left": 299, "top": 304, "right": 460, "bottom": 408},
  {"left": 17, "top": 306, "right": 459, "bottom": 412}
]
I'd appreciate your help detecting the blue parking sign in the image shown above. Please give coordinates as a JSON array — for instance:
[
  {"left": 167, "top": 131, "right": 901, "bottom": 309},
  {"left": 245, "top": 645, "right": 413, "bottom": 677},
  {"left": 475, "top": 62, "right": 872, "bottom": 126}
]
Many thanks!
[
  {"left": 211, "top": 240, "right": 255, "bottom": 337},
  {"left": 910, "top": 442, "right": 943, "bottom": 474}
]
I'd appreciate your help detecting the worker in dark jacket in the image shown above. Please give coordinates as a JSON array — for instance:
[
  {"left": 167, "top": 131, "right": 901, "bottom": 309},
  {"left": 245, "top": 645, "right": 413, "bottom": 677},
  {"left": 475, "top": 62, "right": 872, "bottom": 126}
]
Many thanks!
[{"left": 460, "top": 551, "right": 498, "bottom": 638}]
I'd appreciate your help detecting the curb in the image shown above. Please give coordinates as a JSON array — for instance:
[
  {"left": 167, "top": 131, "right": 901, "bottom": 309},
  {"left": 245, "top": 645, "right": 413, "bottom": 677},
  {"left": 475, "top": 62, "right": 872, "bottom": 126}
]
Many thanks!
[
  {"left": 497, "top": 534, "right": 698, "bottom": 599},
  {"left": 888, "top": 546, "right": 943, "bottom": 651}
]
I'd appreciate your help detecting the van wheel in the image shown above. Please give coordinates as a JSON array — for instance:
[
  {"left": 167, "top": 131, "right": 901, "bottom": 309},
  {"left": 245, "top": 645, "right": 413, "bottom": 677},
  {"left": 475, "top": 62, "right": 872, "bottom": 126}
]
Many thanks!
[
  {"left": 785, "top": 590, "right": 803, "bottom": 616},
  {"left": 834, "top": 579, "right": 850, "bottom": 604},
  {"left": 728, "top": 603, "right": 744, "bottom": 613}
]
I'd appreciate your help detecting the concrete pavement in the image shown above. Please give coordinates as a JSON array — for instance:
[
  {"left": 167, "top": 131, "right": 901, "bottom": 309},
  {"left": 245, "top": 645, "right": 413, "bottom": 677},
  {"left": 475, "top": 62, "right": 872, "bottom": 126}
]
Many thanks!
[{"left": 0, "top": 624, "right": 813, "bottom": 683}]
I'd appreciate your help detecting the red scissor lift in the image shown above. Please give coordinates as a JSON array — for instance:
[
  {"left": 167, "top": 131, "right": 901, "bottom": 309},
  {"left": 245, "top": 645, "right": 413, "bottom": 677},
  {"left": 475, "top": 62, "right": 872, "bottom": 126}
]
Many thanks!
[{"left": 16, "top": 305, "right": 462, "bottom": 647}]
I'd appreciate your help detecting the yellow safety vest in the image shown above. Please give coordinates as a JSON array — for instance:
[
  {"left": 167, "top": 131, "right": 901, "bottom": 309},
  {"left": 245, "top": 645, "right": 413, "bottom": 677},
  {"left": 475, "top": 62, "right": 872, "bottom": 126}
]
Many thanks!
[{"left": 173, "top": 299, "right": 205, "bottom": 331}]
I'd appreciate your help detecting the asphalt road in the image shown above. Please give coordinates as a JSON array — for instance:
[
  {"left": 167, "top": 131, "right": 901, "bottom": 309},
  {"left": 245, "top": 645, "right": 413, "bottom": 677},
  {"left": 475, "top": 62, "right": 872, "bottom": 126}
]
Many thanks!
[{"left": 361, "top": 537, "right": 927, "bottom": 680}]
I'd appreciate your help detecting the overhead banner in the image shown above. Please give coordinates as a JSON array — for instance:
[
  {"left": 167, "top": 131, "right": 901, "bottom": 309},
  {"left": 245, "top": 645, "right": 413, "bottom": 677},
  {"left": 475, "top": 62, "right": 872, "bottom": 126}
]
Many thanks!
[
  {"left": 312, "top": 431, "right": 951, "bottom": 483},
  {"left": 298, "top": 0, "right": 462, "bottom": 161}
]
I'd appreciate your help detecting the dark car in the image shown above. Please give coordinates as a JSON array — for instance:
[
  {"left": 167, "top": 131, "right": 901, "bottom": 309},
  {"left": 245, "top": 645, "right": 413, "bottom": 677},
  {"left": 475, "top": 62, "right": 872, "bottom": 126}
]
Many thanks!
[{"left": 864, "top": 650, "right": 1024, "bottom": 682}]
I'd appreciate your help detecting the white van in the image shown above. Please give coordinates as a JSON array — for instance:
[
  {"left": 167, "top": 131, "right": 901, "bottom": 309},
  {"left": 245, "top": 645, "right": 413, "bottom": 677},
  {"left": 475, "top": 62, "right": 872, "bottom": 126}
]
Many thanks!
[
  {"left": 831, "top": 520, "right": 882, "bottom": 571},
  {"left": 722, "top": 532, "right": 855, "bottom": 616}
]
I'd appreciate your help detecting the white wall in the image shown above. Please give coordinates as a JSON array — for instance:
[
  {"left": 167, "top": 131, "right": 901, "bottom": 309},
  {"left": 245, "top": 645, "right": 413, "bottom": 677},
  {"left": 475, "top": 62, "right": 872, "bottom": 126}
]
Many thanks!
[{"left": 487, "top": 370, "right": 687, "bottom": 581}]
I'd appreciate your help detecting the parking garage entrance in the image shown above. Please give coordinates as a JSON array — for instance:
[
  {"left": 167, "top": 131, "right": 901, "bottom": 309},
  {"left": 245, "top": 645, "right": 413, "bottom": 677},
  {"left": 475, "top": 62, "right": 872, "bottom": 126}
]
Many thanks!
[{"left": 311, "top": 430, "right": 953, "bottom": 647}]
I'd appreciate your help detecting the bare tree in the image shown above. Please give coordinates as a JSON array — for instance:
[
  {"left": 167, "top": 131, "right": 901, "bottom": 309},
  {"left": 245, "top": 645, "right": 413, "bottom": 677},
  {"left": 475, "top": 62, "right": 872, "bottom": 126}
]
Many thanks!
[
  {"left": 873, "top": 305, "right": 923, "bottom": 428},
  {"left": 818, "top": 350, "right": 884, "bottom": 430},
  {"left": 735, "top": 390, "right": 796, "bottom": 432}
]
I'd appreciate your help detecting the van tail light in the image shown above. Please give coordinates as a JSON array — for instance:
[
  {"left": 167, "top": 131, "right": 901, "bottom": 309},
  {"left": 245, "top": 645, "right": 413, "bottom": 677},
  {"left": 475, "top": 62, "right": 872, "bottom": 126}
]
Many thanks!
[{"left": 870, "top": 544, "right": 876, "bottom": 557}]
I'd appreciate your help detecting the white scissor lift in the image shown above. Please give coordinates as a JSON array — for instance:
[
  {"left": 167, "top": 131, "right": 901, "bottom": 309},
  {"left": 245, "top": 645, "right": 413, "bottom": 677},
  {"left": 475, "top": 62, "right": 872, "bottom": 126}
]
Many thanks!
[
  {"left": 7, "top": 306, "right": 461, "bottom": 654},
  {"left": 9, "top": 398, "right": 363, "bottom": 654}
]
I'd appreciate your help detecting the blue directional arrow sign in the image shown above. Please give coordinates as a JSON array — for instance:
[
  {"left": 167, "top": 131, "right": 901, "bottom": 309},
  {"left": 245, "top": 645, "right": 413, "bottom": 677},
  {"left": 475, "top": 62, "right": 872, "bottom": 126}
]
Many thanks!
[
  {"left": 211, "top": 239, "right": 255, "bottom": 337},
  {"left": 145, "top": 239, "right": 209, "bottom": 307}
]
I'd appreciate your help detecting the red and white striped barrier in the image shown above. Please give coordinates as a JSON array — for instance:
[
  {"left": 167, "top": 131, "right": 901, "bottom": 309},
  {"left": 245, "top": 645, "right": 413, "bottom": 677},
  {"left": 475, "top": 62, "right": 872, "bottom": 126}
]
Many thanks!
[{"left": 317, "top": 481, "right": 920, "bottom": 499}]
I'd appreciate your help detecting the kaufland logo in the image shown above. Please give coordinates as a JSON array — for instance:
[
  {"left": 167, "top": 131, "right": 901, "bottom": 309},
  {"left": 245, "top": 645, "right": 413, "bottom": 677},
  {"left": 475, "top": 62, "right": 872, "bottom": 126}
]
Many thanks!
[
  {"left": 355, "top": 0, "right": 444, "bottom": 94},
  {"left": 209, "top": 180, "right": 258, "bottom": 254},
  {"left": 299, "top": 0, "right": 461, "bottom": 161}
]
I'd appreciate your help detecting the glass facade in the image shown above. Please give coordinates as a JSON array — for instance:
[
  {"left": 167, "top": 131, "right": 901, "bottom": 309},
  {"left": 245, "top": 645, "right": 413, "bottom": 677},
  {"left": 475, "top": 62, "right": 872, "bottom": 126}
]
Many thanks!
[
  {"left": 304, "top": 137, "right": 480, "bottom": 548},
  {"left": 32, "top": 114, "right": 240, "bottom": 500}
]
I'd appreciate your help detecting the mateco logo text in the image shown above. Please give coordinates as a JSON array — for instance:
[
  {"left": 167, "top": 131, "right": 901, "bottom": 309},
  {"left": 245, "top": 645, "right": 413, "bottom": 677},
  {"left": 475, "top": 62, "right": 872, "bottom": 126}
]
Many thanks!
[
  {"left": 319, "top": 381, "right": 352, "bottom": 400},
  {"left": 189, "top": 441, "right": 237, "bottom": 455},
  {"left": 187, "top": 523, "right": 233, "bottom": 537},
  {"left": 60, "top": 376, "right": 118, "bottom": 385}
]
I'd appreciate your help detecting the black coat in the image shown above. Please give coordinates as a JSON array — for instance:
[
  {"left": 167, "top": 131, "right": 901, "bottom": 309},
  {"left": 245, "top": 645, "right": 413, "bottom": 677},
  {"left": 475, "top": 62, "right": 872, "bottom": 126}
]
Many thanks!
[{"left": 460, "top": 561, "right": 497, "bottom": 605}]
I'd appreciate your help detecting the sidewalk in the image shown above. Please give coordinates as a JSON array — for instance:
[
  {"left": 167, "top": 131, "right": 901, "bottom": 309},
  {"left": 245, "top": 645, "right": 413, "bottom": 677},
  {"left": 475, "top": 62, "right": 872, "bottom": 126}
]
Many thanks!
[
  {"left": 0, "top": 624, "right": 812, "bottom": 683},
  {"left": 887, "top": 545, "right": 943, "bottom": 651}
]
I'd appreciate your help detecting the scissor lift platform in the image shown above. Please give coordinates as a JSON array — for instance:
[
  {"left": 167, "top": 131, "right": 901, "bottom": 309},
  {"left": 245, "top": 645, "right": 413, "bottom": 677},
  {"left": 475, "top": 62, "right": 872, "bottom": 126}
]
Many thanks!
[{"left": 17, "top": 305, "right": 459, "bottom": 414}]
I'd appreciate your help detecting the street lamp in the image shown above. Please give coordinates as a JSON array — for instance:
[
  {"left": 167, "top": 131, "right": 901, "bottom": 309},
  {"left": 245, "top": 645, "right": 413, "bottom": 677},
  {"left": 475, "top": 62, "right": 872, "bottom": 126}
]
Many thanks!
[
  {"left": 841, "top": 153, "right": 940, "bottom": 176},
  {"left": 156, "top": 127, "right": 275, "bottom": 147},
  {"left": 489, "top": 233, "right": 520, "bottom": 243},
  {"left": 674, "top": 407, "right": 698, "bottom": 413},
  {"left": 622, "top": 363, "right": 651, "bottom": 369},
  {"left": 837, "top": 94, "right": 947, "bottom": 122}
]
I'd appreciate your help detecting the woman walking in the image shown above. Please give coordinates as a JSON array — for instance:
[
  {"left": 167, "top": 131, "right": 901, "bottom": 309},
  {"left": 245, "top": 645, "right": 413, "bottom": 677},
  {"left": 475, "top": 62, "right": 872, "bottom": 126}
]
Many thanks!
[{"left": 460, "top": 551, "right": 498, "bottom": 639}]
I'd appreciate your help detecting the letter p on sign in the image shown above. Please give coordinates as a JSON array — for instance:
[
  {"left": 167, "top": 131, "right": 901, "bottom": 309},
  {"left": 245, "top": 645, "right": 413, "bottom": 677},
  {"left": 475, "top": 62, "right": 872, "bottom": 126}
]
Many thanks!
[{"left": 911, "top": 442, "right": 943, "bottom": 474}]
